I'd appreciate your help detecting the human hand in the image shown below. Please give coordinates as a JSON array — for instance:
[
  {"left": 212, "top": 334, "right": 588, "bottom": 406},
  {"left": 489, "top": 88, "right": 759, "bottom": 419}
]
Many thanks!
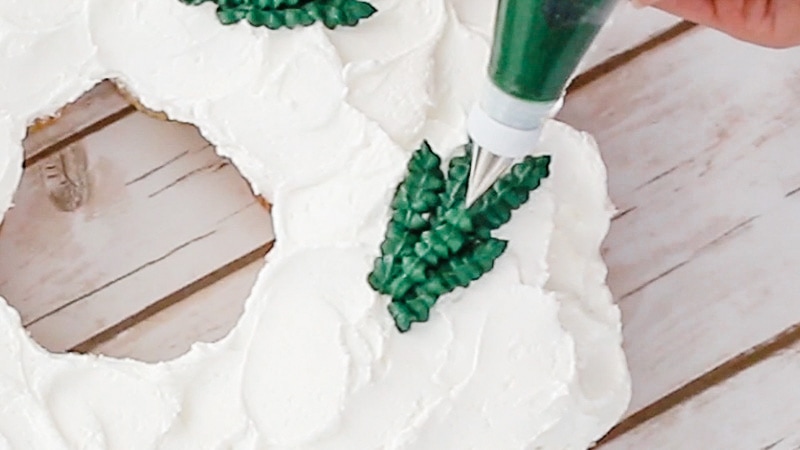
[{"left": 637, "top": 0, "right": 800, "bottom": 48}]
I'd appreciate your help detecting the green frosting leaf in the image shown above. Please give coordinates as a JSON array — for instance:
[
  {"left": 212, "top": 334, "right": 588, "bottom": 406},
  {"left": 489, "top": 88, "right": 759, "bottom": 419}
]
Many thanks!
[
  {"left": 178, "top": 0, "right": 377, "bottom": 29},
  {"left": 369, "top": 141, "right": 551, "bottom": 332}
]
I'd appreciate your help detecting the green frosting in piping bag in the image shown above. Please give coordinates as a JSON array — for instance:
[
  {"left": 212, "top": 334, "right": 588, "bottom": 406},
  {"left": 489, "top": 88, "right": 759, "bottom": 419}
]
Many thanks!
[
  {"left": 369, "top": 141, "right": 551, "bottom": 332},
  {"left": 179, "top": 0, "right": 377, "bottom": 30}
]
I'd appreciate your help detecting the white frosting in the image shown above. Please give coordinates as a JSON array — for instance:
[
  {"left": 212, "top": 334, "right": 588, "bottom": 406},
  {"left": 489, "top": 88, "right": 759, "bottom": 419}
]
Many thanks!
[{"left": 0, "top": 0, "right": 630, "bottom": 448}]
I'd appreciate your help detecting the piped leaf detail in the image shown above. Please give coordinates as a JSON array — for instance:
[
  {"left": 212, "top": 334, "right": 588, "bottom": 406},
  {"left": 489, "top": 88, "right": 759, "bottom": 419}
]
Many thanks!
[
  {"left": 179, "top": 0, "right": 377, "bottom": 29},
  {"left": 369, "top": 141, "right": 551, "bottom": 332}
]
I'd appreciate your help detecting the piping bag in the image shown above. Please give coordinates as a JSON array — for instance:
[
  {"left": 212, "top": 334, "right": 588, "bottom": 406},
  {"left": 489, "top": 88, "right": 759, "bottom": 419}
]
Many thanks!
[{"left": 465, "top": 0, "right": 618, "bottom": 205}]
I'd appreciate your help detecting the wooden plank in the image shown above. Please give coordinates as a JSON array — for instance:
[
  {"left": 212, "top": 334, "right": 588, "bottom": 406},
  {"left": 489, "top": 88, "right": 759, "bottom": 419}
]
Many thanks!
[
  {"left": 0, "top": 111, "right": 274, "bottom": 352},
  {"left": 580, "top": 4, "right": 680, "bottom": 72},
  {"left": 88, "top": 260, "right": 264, "bottom": 363},
  {"left": 23, "top": 80, "right": 132, "bottom": 163},
  {"left": 558, "top": 28, "right": 800, "bottom": 417},
  {"left": 602, "top": 338, "right": 800, "bottom": 450},
  {"left": 618, "top": 192, "right": 800, "bottom": 416}
]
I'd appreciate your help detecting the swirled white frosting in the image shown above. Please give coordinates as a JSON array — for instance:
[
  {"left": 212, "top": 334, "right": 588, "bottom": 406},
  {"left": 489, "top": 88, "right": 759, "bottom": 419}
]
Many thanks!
[{"left": 0, "top": 0, "right": 630, "bottom": 448}]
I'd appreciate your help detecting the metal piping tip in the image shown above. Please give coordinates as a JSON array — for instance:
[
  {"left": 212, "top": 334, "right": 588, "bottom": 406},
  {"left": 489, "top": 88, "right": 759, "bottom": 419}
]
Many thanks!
[{"left": 465, "top": 146, "right": 515, "bottom": 207}]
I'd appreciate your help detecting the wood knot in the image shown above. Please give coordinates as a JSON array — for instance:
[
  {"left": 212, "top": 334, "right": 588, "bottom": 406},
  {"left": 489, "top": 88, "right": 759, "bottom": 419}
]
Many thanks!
[{"left": 40, "top": 143, "right": 90, "bottom": 212}]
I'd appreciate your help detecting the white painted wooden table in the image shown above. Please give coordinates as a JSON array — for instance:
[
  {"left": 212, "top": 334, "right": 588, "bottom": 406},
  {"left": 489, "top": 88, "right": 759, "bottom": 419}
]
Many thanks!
[
  {"left": 1, "top": 5, "right": 799, "bottom": 448},
  {"left": 561, "top": 11, "right": 800, "bottom": 450}
]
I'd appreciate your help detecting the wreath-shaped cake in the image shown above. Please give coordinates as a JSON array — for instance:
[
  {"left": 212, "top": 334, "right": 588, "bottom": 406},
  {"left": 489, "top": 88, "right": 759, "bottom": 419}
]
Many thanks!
[{"left": 0, "top": 0, "right": 630, "bottom": 448}]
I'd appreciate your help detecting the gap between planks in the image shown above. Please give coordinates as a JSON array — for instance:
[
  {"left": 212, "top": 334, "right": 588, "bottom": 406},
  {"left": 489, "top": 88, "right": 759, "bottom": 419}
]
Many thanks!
[
  {"left": 597, "top": 323, "right": 800, "bottom": 448},
  {"left": 558, "top": 23, "right": 800, "bottom": 445},
  {"left": 570, "top": 21, "right": 696, "bottom": 93},
  {"left": 23, "top": 80, "right": 135, "bottom": 167},
  {"left": 24, "top": 105, "right": 136, "bottom": 168},
  {"left": 72, "top": 241, "right": 273, "bottom": 354},
  {"left": 594, "top": 224, "right": 800, "bottom": 444},
  {"left": 13, "top": 90, "right": 274, "bottom": 352}
]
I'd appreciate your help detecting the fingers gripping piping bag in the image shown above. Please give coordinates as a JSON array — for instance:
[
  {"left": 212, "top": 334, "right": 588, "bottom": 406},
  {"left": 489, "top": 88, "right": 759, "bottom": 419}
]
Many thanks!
[{"left": 466, "top": 0, "right": 619, "bottom": 205}]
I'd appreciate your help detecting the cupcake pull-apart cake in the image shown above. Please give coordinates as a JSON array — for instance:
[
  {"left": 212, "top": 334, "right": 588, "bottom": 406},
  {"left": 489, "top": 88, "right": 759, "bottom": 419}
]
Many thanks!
[{"left": 0, "top": 0, "right": 631, "bottom": 448}]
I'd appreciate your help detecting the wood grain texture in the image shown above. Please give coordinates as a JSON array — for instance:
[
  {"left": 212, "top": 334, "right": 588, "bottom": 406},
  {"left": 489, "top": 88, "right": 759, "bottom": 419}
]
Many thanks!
[
  {"left": 559, "top": 27, "right": 800, "bottom": 417},
  {"left": 89, "top": 260, "right": 264, "bottom": 363},
  {"left": 23, "top": 80, "right": 133, "bottom": 163},
  {"left": 581, "top": 4, "right": 679, "bottom": 72},
  {"left": 599, "top": 323, "right": 800, "bottom": 446},
  {"left": 602, "top": 339, "right": 800, "bottom": 450},
  {"left": 0, "top": 111, "right": 274, "bottom": 352}
]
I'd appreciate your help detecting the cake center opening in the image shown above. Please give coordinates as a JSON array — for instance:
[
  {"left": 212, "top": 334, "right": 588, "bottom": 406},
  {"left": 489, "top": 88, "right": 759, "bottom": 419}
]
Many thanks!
[{"left": 0, "top": 80, "right": 274, "bottom": 363}]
